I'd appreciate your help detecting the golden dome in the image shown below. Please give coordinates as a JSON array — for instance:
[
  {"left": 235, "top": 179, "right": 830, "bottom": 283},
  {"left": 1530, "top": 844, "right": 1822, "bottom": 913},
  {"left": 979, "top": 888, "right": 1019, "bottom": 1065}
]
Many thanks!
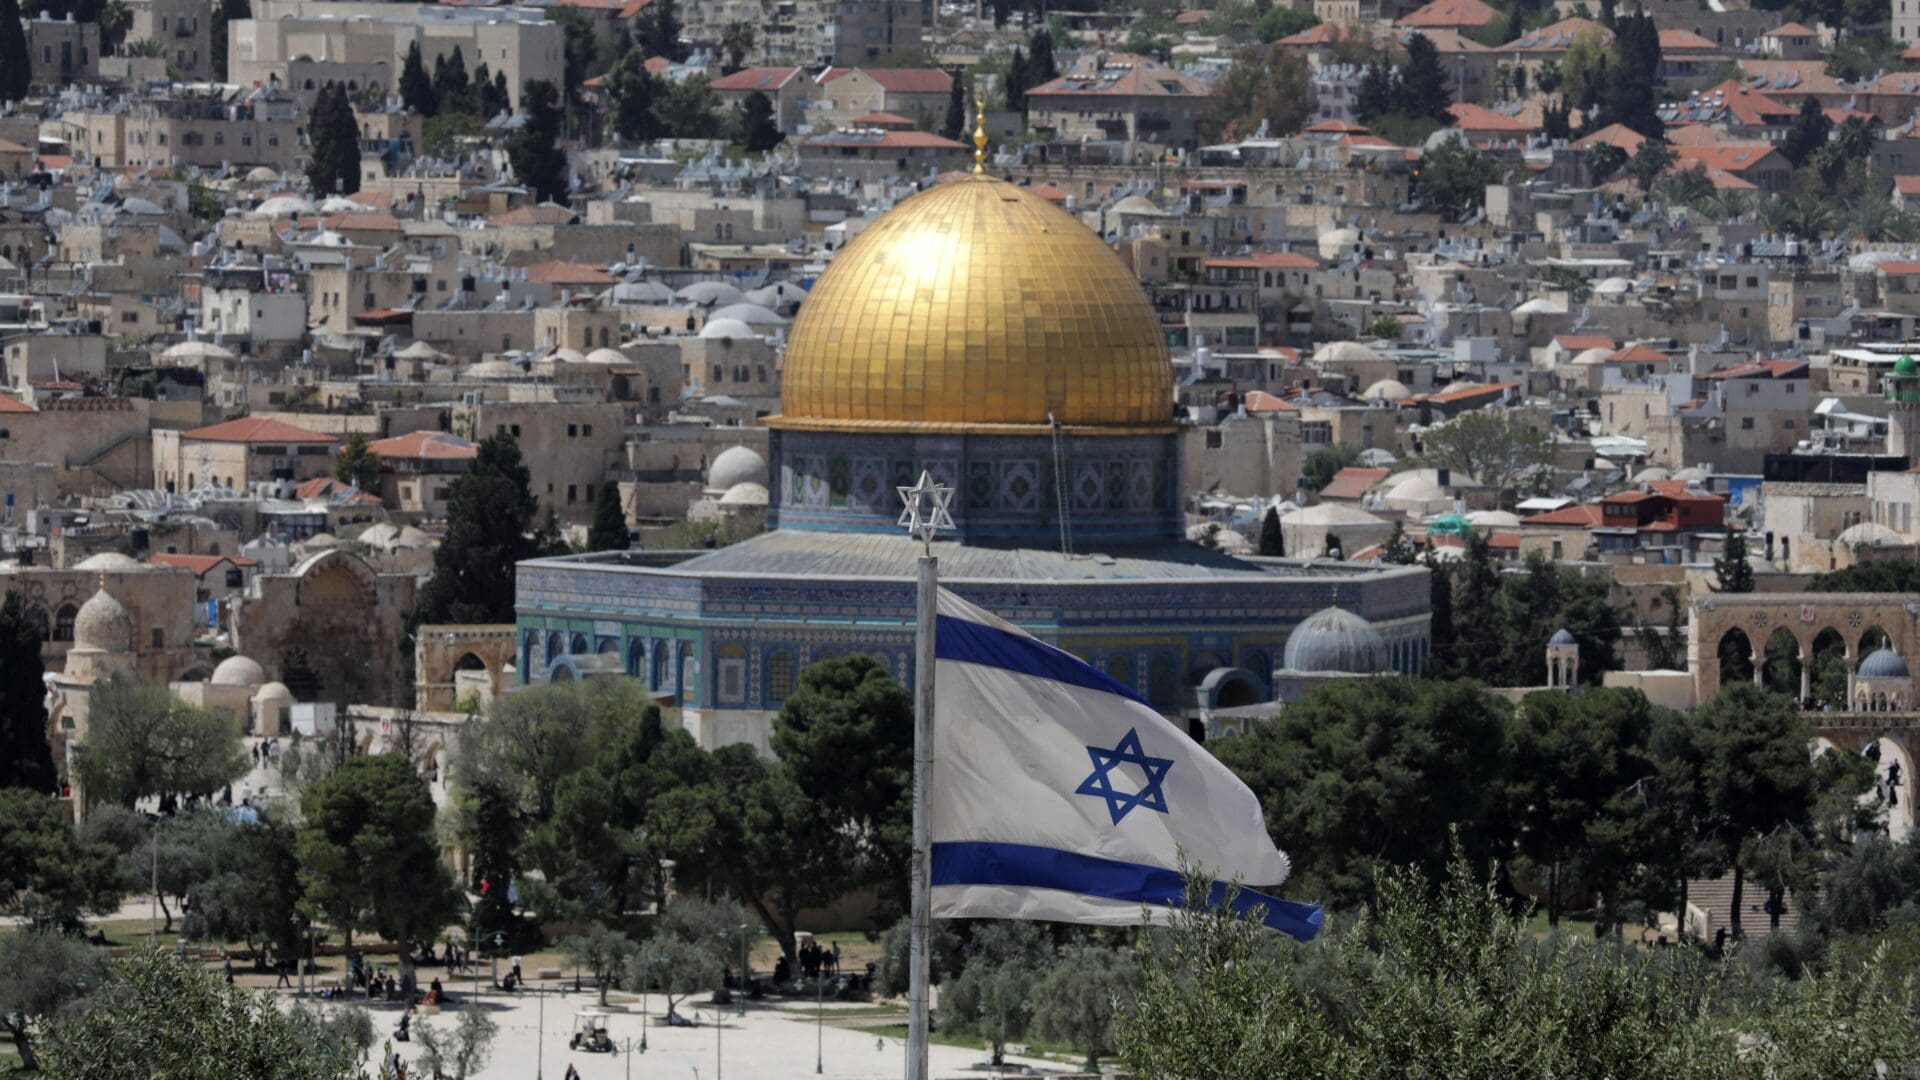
[{"left": 769, "top": 176, "right": 1173, "bottom": 434}]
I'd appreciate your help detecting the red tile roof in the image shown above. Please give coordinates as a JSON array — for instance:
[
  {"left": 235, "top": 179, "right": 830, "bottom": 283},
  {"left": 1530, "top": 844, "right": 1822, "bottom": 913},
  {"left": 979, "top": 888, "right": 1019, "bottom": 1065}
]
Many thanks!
[
  {"left": 366, "top": 430, "right": 479, "bottom": 460},
  {"left": 818, "top": 67, "right": 953, "bottom": 94},
  {"left": 710, "top": 66, "right": 805, "bottom": 92},
  {"left": 1523, "top": 503, "right": 1604, "bottom": 526},
  {"left": 293, "top": 476, "right": 382, "bottom": 503},
  {"left": 1673, "top": 142, "right": 1783, "bottom": 174},
  {"left": 147, "top": 553, "right": 257, "bottom": 575},
  {"left": 524, "top": 261, "right": 616, "bottom": 286},
  {"left": 0, "top": 394, "right": 34, "bottom": 414},
  {"left": 1416, "top": 380, "right": 1519, "bottom": 404},
  {"left": 1896, "top": 175, "right": 1920, "bottom": 195},
  {"left": 182, "top": 417, "right": 337, "bottom": 444},
  {"left": 1659, "top": 27, "right": 1723, "bottom": 51},
  {"left": 1556, "top": 334, "right": 1616, "bottom": 351},
  {"left": 1321, "top": 466, "right": 1391, "bottom": 500},
  {"left": 1242, "top": 390, "right": 1297, "bottom": 413},
  {"left": 490, "top": 203, "right": 578, "bottom": 226},
  {"left": 1769, "top": 21, "right": 1816, "bottom": 37},
  {"left": 1396, "top": 0, "right": 1498, "bottom": 25},
  {"left": 1876, "top": 262, "right": 1920, "bottom": 275},
  {"left": 851, "top": 110, "right": 917, "bottom": 128},
  {"left": 1572, "top": 122, "right": 1647, "bottom": 155},
  {"left": 1610, "top": 344, "right": 1667, "bottom": 363},
  {"left": 1447, "top": 102, "right": 1536, "bottom": 133},
  {"left": 1702, "top": 359, "right": 1808, "bottom": 379}
]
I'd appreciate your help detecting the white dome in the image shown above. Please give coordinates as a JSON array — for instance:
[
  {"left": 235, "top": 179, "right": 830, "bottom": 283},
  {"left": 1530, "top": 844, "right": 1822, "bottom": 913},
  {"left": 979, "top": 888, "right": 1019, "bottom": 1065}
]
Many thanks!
[
  {"left": 465, "top": 360, "right": 516, "bottom": 379},
  {"left": 718, "top": 481, "right": 769, "bottom": 507},
  {"left": 1838, "top": 522, "right": 1904, "bottom": 547},
  {"left": 550, "top": 347, "right": 587, "bottom": 363},
  {"left": 254, "top": 195, "right": 313, "bottom": 216},
  {"left": 160, "top": 340, "right": 236, "bottom": 362},
  {"left": 1442, "top": 379, "right": 1478, "bottom": 393},
  {"left": 75, "top": 552, "right": 144, "bottom": 571},
  {"left": 1385, "top": 476, "right": 1446, "bottom": 503},
  {"left": 318, "top": 196, "right": 374, "bottom": 213},
  {"left": 1632, "top": 466, "right": 1671, "bottom": 483},
  {"left": 585, "top": 347, "right": 629, "bottom": 364},
  {"left": 1465, "top": 510, "right": 1521, "bottom": 527},
  {"left": 1312, "top": 340, "right": 1381, "bottom": 365},
  {"left": 1672, "top": 466, "right": 1710, "bottom": 482},
  {"left": 245, "top": 166, "right": 281, "bottom": 183},
  {"left": 708, "top": 302, "right": 788, "bottom": 326},
  {"left": 253, "top": 680, "right": 292, "bottom": 704},
  {"left": 1515, "top": 298, "right": 1566, "bottom": 315},
  {"left": 73, "top": 586, "right": 132, "bottom": 653},
  {"left": 699, "top": 317, "right": 757, "bottom": 341},
  {"left": 395, "top": 526, "right": 433, "bottom": 548},
  {"left": 358, "top": 523, "right": 400, "bottom": 547},
  {"left": 1593, "top": 276, "right": 1633, "bottom": 295},
  {"left": 1362, "top": 378, "right": 1410, "bottom": 401},
  {"left": 708, "top": 446, "right": 769, "bottom": 491},
  {"left": 677, "top": 281, "right": 746, "bottom": 306},
  {"left": 211, "top": 654, "right": 266, "bottom": 688}
]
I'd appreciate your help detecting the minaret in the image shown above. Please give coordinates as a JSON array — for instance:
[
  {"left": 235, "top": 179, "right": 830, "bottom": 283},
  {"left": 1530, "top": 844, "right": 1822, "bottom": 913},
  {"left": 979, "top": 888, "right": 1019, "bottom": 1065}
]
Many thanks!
[{"left": 1885, "top": 355, "right": 1920, "bottom": 465}]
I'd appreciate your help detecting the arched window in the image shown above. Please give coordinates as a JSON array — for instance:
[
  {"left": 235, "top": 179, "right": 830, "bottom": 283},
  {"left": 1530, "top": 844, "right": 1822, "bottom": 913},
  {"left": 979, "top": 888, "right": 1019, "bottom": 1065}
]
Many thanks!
[
  {"left": 1105, "top": 654, "right": 1133, "bottom": 690},
  {"left": 22, "top": 605, "right": 49, "bottom": 642},
  {"left": 1148, "top": 653, "right": 1178, "bottom": 708},
  {"left": 717, "top": 643, "right": 747, "bottom": 704},
  {"left": 653, "top": 641, "right": 672, "bottom": 689},
  {"left": 546, "top": 630, "right": 566, "bottom": 660},
  {"left": 570, "top": 633, "right": 589, "bottom": 655},
  {"left": 766, "top": 649, "right": 796, "bottom": 702},
  {"left": 627, "top": 639, "right": 646, "bottom": 679},
  {"left": 53, "top": 603, "right": 78, "bottom": 642}
]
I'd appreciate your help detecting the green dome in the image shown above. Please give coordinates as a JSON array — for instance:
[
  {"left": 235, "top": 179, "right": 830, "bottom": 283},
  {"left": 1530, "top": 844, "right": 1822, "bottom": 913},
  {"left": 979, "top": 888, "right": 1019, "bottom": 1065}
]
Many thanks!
[
  {"left": 1895, "top": 355, "right": 1919, "bottom": 376},
  {"left": 1426, "top": 513, "right": 1470, "bottom": 536}
]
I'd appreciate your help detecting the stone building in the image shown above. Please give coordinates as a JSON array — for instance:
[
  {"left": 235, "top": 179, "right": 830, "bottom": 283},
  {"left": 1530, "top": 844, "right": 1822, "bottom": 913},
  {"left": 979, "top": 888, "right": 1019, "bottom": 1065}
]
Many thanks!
[
  {"left": 2, "top": 553, "right": 200, "bottom": 685},
  {"left": 231, "top": 548, "right": 417, "bottom": 708}
]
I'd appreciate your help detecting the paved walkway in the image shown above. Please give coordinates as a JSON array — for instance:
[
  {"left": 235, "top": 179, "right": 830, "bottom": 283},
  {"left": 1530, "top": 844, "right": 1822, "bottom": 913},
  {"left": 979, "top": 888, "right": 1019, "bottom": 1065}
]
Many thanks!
[{"left": 326, "top": 988, "right": 1062, "bottom": 1079}]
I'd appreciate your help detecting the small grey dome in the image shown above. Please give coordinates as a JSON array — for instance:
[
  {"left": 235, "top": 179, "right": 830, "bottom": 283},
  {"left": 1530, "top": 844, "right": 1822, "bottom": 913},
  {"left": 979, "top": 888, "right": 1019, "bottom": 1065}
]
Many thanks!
[
  {"left": 211, "top": 655, "right": 266, "bottom": 688},
  {"left": 1859, "top": 648, "right": 1909, "bottom": 679},
  {"left": 1283, "top": 606, "right": 1388, "bottom": 674},
  {"left": 1548, "top": 628, "right": 1577, "bottom": 646},
  {"left": 74, "top": 586, "right": 133, "bottom": 653}
]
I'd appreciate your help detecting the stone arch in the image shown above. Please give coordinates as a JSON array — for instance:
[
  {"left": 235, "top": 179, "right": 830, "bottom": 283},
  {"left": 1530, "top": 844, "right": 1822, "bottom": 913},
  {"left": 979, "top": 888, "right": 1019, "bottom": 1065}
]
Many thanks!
[
  {"left": 52, "top": 602, "right": 78, "bottom": 642},
  {"left": 1718, "top": 627, "right": 1756, "bottom": 687},
  {"left": 546, "top": 630, "right": 566, "bottom": 660},
  {"left": 281, "top": 646, "right": 320, "bottom": 701},
  {"left": 627, "top": 638, "right": 646, "bottom": 679},
  {"left": 520, "top": 629, "right": 539, "bottom": 678},
  {"left": 1104, "top": 653, "right": 1134, "bottom": 691},
  {"left": 1809, "top": 627, "right": 1848, "bottom": 705},
  {"left": 1859, "top": 624, "right": 1895, "bottom": 658},
  {"left": 570, "top": 632, "right": 589, "bottom": 655},
  {"left": 652, "top": 641, "right": 671, "bottom": 689},
  {"left": 1762, "top": 627, "right": 1802, "bottom": 699},
  {"left": 453, "top": 651, "right": 487, "bottom": 673},
  {"left": 596, "top": 637, "right": 618, "bottom": 655},
  {"left": 1198, "top": 666, "right": 1263, "bottom": 710}
]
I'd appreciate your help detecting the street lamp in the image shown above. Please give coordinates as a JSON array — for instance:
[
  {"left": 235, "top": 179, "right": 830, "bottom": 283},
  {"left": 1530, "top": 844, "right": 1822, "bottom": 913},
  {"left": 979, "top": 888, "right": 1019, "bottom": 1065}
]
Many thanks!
[
  {"left": 536, "top": 983, "right": 545, "bottom": 1080},
  {"left": 815, "top": 968, "right": 824, "bottom": 1075},
  {"left": 640, "top": 954, "right": 649, "bottom": 1052}
]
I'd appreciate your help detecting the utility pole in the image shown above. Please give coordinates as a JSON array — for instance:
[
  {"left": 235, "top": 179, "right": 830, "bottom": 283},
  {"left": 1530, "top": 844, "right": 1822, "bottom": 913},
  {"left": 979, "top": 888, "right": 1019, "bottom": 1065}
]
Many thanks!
[{"left": 897, "top": 469, "right": 952, "bottom": 1080}]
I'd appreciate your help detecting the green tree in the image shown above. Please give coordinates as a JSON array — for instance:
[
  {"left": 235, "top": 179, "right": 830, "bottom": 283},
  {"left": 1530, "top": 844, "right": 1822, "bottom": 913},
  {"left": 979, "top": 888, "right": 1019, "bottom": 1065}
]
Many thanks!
[
  {"left": 72, "top": 677, "right": 246, "bottom": 809},
  {"left": 1780, "top": 96, "right": 1832, "bottom": 167},
  {"left": 659, "top": 74, "right": 719, "bottom": 137},
  {"left": 334, "top": 431, "right": 381, "bottom": 491},
  {"left": 1301, "top": 441, "right": 1361, "bottom": 491},
  {"left": 606, "top": 50, "right": 666, "bottom": 142},
  {"left": 941, "top": 69, "right": 965, "bottom": 139},
  {"left": 208, "top": 0, "right": 248, "bottom": 81},
  {"left": 738, "top": 89, "right": 782, "bottom": 153},
  {"left": 1603, "top": 11, "right": 1662, "bottom": 137},
  {"left": 1257, "top": 506, "right": 1284, "bottom": 556},
  {"left": 1634, "top": 585, "right": 1688, "bottom": 671},
  {"left": 719, "top": 20, "right": 754, "bottom": 72},
  {"left": 939, "top": 921, "right": 1049, "bottom": 1066},
  {"left": 634, "top": 0, "right": 685, "bottom": 61},
  {"left": 1204, "top": 43, "right": 1315, "bottom": 141},
  {"left": 507, "top": 79, "right": 568, "bottom": 204},
  {"left": 770, "top": 656, "right": 911, "bottom": 916},
  {"left": 479, "top": 69, "right": 508, "bottom": 119},
  {"left": 587, "top": 481, "right": 628, "bottom": 551},
  {"left": 1416, "top": 408, "right": 1553, "bottom": 499},
  {"left": 626, "top": 937, "right": 721, "bottom": 1018},
  {"left": 1393, "top": 32, "right": 1452, "bottom": 124},
  {"left": 1491, "top": 552, "right": 1619, "bottom": 686},
  {"left": 1213, "top": 677, "right": 1513, "bottom": 907},
  {"left": 0, "top": 928, "right": 110, "bottom": 1070},
  {"left": 1354, "top": 60, "right": 1394, "bottom": 124},
  {"left": 304, "top": 83, "right": 362, "bottom": 197},
  {"left": 182, "top": 816, "right": 304, "bottom": 966},
  {"left": 0, "top": 591, "right": 56, "bottom": 791},
  {"left": 431, "top": 46, "right": 471, "bottom": 116},
  {"left": 1005, "top": 45, "right": 1028, "bottom": 112},
  {"left": 1586, "top": 141, "right": 1628, "bottom": 183},
  {"left": 0, "top": 788, "right": 123, "bottom": 927},
  {"left": 1418, "top": 134, "right": 1503, "bottom": 221},
  {"left": 1712, "top": 528, "right": 1754, "bottom": 593},
  {"left": 0, "top": 0, "right": 29, "bottom": 104},
  {"left": 400, "top": 41, "right": 437, "bottom": 117},
  {"left": 1028, "top": 27, "right": 1058, "bottom": 84},
  {"left": 1255, "top": 5, "right": 1318, "bottom": 41},
  {"left": 1625, "top": 136, "right": 1676, "bottom": 194},
  {"left": 411, "top": 1005, "right": 497, "bottom": 1080},
  {"left": 1507, "top": 688, "right": 1661, "bottom": 929},
  {"left": 1031, "top": 945, "right": 1137, "bottom": 1071},
  {"left": 561, "top": 925, "right": 634, "bottom": 1006},
  {"left": 411, "top": 433, "right": 549, "bottom": 627},
  {"left": 1693, "top": 683, "right": 1817, "bottom": 940},
  {"left": 37, "top": 948, "right": 367, "bottom": 1079},
  {"left": 1365, "top": 313, "right": 1403, "bottom": 339},
  {"left": 297, "top": 754, "right": 458, "bottom": 982}
]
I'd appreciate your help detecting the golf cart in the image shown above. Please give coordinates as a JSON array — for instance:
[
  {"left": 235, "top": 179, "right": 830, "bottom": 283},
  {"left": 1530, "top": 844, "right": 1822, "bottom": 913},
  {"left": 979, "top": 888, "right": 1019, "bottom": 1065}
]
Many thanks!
[{"left": 569, "top": 1010, "right": 615, "bottom": 1053}]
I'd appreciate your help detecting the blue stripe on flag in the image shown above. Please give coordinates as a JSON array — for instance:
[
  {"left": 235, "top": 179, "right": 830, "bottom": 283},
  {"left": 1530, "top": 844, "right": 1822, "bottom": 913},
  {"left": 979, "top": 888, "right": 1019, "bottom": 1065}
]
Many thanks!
[
  {"left": 932, "top": 840, "right": 1324, "bottom": 941},
  {"left": 935, "top": 615, "right": 1151, "bottom": 708}
]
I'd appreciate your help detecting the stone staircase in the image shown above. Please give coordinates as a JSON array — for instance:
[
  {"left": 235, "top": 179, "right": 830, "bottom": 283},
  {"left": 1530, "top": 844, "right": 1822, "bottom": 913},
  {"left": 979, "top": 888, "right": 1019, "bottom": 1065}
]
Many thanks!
[{"left": 1684, "top": 873, "right": 1807, "bottom": 943}]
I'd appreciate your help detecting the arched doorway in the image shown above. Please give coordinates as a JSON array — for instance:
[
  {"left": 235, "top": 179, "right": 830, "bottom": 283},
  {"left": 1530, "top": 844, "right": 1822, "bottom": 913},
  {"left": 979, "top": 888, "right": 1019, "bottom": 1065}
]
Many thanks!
[
  {"left": 1718, "top": 628, "right": 1756, "bottom": 687},
  {"left": 1762, "top": 627, "right": 1802, "bottom": 699},
  {"left": 1871, "top": 736, "right": 1916, "bottom": 842},
  {"left": 281, "top": 647, "right": 320, "bottom": 702},
  {"left": 1809, "top": 628, "right": 1847, "bottom": 707}
]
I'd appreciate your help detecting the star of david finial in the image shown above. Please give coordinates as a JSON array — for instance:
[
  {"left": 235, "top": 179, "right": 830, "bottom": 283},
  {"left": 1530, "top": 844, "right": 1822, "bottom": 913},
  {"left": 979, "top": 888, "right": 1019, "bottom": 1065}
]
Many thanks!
[
  {"left": 1075, "top": 728, "right": 1175, "bottom": 825},
  {"left": 897, "top": 470, "right": 954, "bottom": 553}
]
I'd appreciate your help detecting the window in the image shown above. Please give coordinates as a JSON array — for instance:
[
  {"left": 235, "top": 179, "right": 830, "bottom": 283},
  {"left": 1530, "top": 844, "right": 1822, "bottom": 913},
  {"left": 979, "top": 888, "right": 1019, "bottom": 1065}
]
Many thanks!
[
  {"left": 717, "top": 644, "right": 747, "bottom": 703},
  {"left": 582, "top": 424, "right": 592, "bottom": 437},
  {"left": 567, "top": 424, "right": 577, "bottom": 437},
  {"left": 567, "top": 484, "right": 577, "bottom": 503},
  {"left": 1741, "top": 416, "right": 1755, "bottom": 430},
  {"left": 1205, "top": 430, "right": 1223, "bottom": 449},
  {"left": 767, "top": 650, "right": 795, "bottom": 700},
  {"left": 54, "top": 604, "right": 78, "bottom": 642},
  {"left": 151, "top": 628, "right": 164, "bottom": 648}
]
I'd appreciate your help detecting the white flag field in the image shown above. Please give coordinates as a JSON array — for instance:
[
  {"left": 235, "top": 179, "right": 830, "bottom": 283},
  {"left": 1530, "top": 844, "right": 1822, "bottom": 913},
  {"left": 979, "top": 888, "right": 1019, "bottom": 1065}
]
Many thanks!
[{"left": 929, "top": 589, "right": 1324, "bottom": 941}]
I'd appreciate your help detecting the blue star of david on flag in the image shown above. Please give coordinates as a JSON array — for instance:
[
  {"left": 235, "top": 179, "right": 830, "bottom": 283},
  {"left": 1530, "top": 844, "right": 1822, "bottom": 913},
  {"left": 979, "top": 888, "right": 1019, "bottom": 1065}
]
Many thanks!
[{"left": 1075, "top": 728, "right": 1175, "bottom": 825}]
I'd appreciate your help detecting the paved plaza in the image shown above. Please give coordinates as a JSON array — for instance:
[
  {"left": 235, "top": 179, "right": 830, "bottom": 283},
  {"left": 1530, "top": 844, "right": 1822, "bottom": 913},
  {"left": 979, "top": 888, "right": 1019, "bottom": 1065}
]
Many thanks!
[{"left": 339, "top": 989, "right": 1060, "bottom": 1080}]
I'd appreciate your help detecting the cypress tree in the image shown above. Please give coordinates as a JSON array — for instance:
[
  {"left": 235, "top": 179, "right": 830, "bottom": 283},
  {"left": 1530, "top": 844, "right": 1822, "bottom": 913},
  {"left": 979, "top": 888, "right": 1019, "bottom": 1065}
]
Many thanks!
[
  {"left": 1258, "top": 507, "right": 1284, "bottom": 556},
  {"left": 1006, "top": 45, "right": 1028, "bottom": 112},
  {"left": 508, "top": 79, "right": 568, "bottom": 204},
  {"left": 0, "top": 592, "right": 55, "bottom": 792},
  {"left": 400, "top": 40, "right": 437, "bottom": 117},
  {"left": 588, "top": 483, "right": 629, "bottom": 552},
  {"left": 740, "top": 90, "right": 782, "bottom": 153},
  {"left": 942, "top": 69, "right": 965, "bottom": 140},
  {"left": 411, "top": 433, "right": 545, "bottom": 626},
  {"left": 305, "top": 84, "right": 361, "bottom": 196},
  {"left": 432, "top": 45, "right": 470, "bottom": 115},
  {"left": 0, "top": 0, "right": 32, "bottom": 104}
]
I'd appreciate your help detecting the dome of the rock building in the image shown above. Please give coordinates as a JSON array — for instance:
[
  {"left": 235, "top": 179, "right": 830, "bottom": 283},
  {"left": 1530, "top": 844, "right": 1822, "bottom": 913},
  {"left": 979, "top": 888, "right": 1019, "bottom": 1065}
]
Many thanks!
[
  {"left": 74, "top": 585, "right": 133, "bottom": 653},
  {"left": 770, "top": 176, "right": 1172, "bottom": 433},
  {"left": 1283, "top": 606, "right": 1389, "bottom": 674}
]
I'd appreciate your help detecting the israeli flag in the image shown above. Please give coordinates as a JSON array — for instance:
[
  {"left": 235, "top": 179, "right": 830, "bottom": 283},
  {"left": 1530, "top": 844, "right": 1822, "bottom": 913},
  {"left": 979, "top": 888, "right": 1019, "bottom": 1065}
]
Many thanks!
[{"left": 930, "top": 590, "right": 1323, "bottom": 941}]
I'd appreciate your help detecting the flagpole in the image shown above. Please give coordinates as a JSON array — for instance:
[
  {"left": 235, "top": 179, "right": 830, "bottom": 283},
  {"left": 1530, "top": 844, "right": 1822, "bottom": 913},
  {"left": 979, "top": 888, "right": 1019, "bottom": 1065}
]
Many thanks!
[
  {"left": 907, "top": 548, "right": 935, "bottom": 1080},
  {"left": 897, "top": 470, "right": 950, "bottom": 1080}
]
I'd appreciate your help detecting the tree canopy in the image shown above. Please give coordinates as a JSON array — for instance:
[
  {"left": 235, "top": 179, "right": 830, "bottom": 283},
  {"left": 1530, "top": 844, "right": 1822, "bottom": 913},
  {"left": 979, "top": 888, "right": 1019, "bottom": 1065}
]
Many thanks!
[
  {"left": 0, "top": 591, "right": 56, "bottom": 792},
  {"left": 411, "top": 433, "right": 554, "bottom": 627},
  {"left": 1416, "top": 407, "right": 1553, "bottom": 497},
  {"left": 71, "top": 678, "right": 246, "bottom": 809},
  {"left": 1204, "top": 43, "right": 1315, "bottom": 141},
  {"left": 296, "top": 754, "right": 457, "bottom": 965}
]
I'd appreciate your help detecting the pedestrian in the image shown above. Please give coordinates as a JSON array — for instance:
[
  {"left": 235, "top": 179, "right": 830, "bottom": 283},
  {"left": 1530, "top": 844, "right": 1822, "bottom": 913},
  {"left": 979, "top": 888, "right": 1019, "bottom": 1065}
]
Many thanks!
[
  {"left": 511, "top": 954, "right": 523, "bottom": 984},
  {"left": 830, "top": 941, "right": 840, "bottom": 976}
]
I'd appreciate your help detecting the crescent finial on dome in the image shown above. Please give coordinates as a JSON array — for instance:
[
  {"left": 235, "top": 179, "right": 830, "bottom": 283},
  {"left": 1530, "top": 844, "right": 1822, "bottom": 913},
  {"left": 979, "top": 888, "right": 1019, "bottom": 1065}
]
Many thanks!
[{"left": 972, "top": 90, "right": 988, "bottom": 175}]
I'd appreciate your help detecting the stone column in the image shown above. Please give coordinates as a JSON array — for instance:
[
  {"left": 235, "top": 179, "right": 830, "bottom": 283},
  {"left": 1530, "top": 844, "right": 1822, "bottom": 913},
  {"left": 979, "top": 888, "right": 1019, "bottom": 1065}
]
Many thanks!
[
  {"left": 1752, "top": 650, "right": 1764, "bottom": 687},
  {"left": 1799, "top": 652, "right": 1810, "bottom": 703}
]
